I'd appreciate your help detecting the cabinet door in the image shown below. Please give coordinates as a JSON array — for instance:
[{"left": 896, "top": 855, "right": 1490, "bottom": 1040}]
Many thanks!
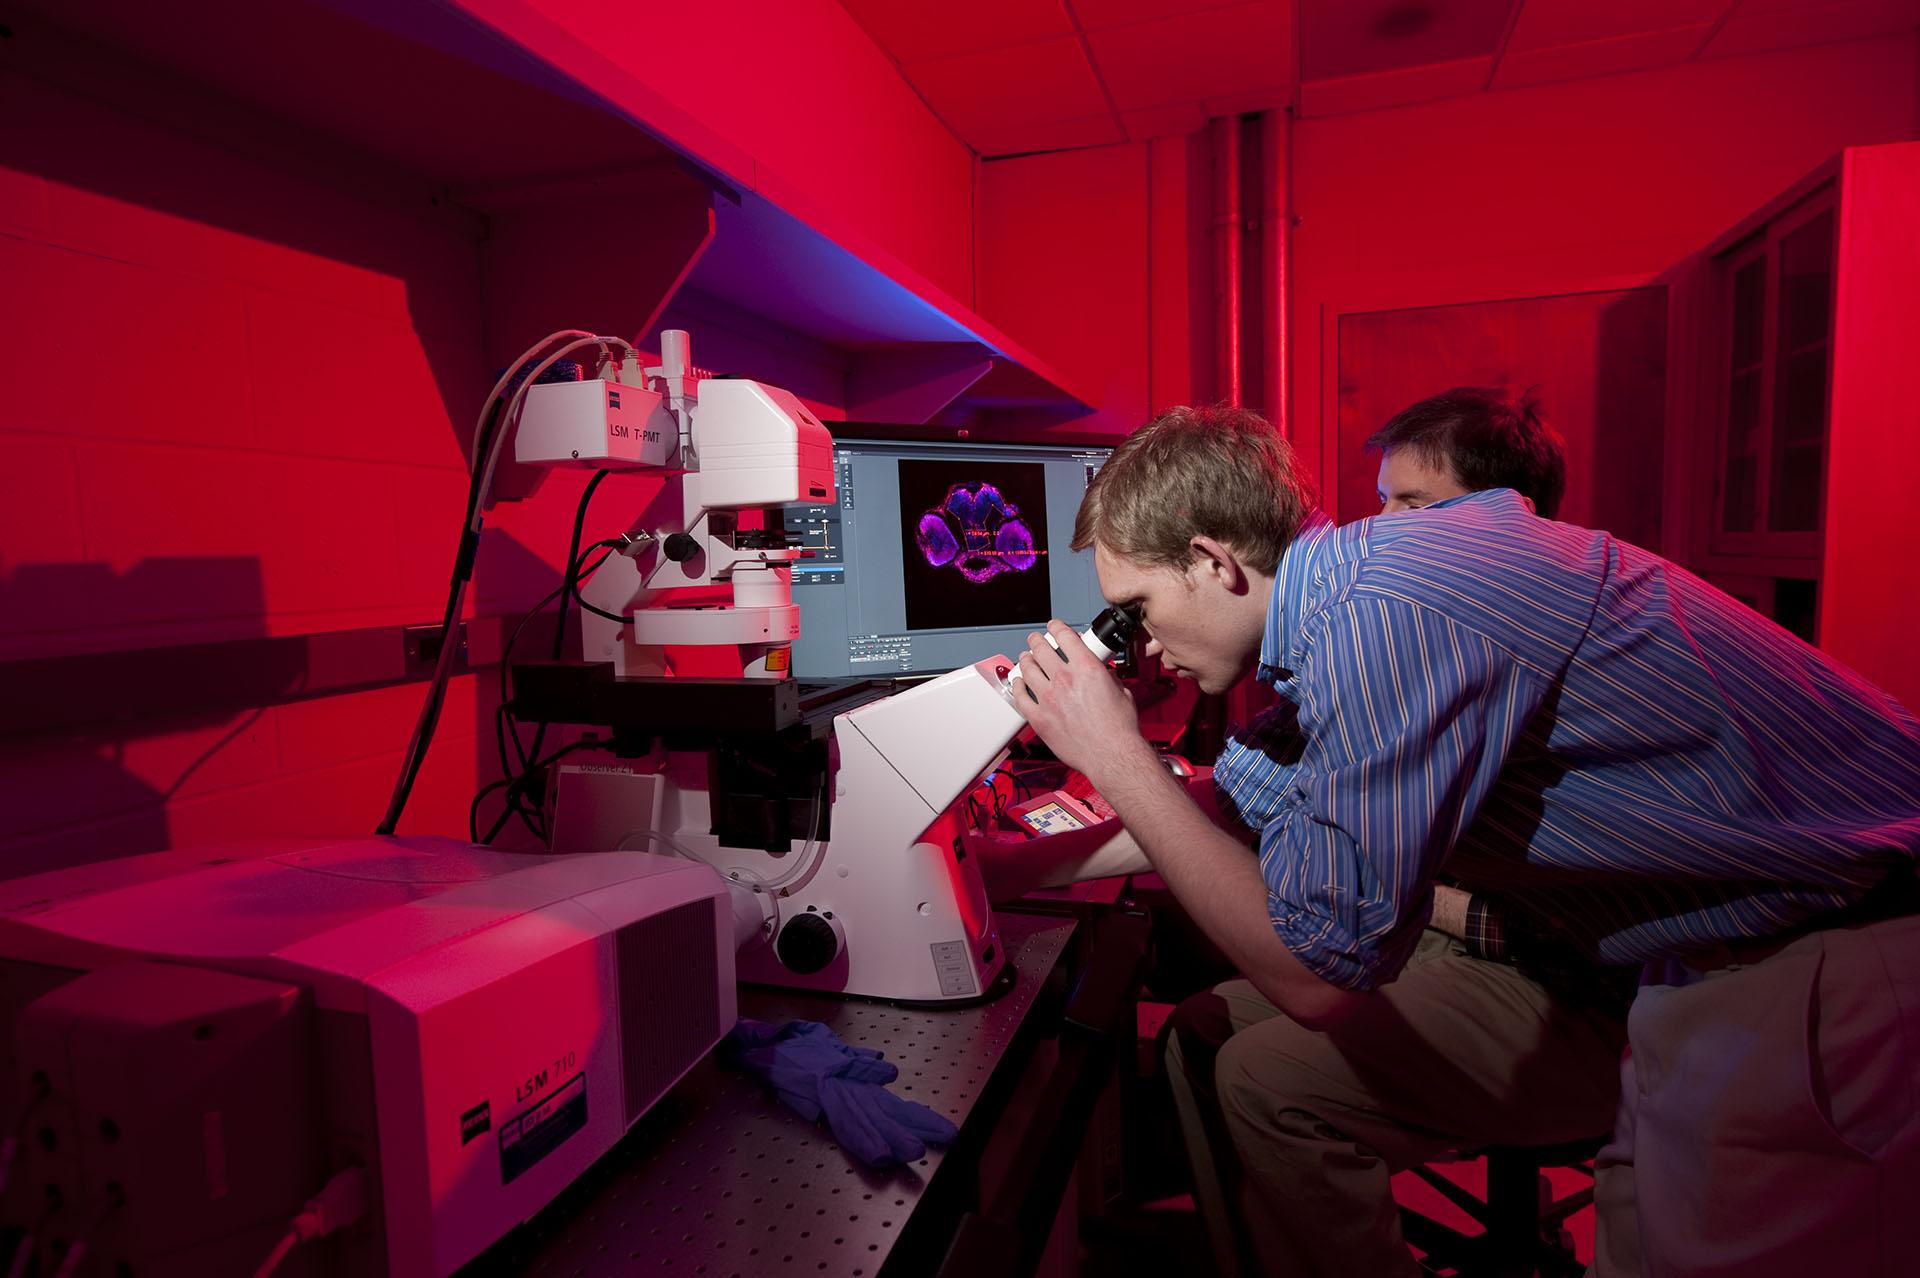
[{"left": 1708, "top": 186, "right": 1836, "bottom": 560}]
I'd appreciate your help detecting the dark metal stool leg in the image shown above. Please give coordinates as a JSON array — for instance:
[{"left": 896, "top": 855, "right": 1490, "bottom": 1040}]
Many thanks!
[
  {"left": 1400, "top": 1137, "right": 1602, "bottom": 1277},
  {"left": 1485, "top": 1148, "right": 1543, "bottom": 1275}
]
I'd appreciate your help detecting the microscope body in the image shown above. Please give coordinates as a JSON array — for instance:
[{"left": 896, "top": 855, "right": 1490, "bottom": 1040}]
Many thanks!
[
  {"left": 514, "top": 330, "right": 1134, "bottom": 1002},
  {"left": 544, "top": 656, "right": 1023, "bottom": 1001},
  {"left": 515, "top": 334, "right": 835, "bottom": 680},
  {"left": 538, "top": 627, "right": 1132, "bottom": 1001}
]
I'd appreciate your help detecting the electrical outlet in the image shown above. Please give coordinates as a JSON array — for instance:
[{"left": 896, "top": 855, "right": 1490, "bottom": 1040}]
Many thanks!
[{"left": 403, "top": 623, "right": 466, "bottom": 677}]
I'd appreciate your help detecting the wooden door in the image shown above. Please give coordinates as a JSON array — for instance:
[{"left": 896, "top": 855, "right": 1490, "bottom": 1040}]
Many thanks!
[{"left": 1335, "top": 288, "right": 1669, "bottom": 550}]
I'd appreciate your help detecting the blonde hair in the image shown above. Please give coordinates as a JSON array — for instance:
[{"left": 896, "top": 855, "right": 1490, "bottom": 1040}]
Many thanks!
[{"left": 1072, "top": 404, "right": 1316, "bottom": 576}]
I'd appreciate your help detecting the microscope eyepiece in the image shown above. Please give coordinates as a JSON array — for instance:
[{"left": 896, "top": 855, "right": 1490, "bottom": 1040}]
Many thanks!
[
  {"left": 1086, "top": 604, "right": 1142, "bottom": 659},
  {"left": 1005, "top": 603, "right": 1144, "bottom": 699}
]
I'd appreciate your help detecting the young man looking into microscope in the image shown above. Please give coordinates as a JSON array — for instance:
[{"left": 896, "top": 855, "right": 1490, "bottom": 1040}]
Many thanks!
[{"left": 1008, "top": 402, "right": 1920, "bottom": 1277}]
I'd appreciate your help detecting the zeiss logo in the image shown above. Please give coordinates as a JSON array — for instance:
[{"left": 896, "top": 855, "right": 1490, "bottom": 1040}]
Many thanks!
[{"left": 460, "top": 1100, "right": 491, "bottom": 1145}]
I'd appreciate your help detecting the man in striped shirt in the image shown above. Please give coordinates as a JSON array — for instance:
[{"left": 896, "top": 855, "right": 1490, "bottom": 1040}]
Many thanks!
[
  {"left": 1341, "top": 385, "right": 1571, "bottom": 959},
  {"left": 1011, "top": 403, "right": 1920, "bottom": 1276},
  {"left": 1180, "top": 386, "right": 1627, "bottom": 1277}
]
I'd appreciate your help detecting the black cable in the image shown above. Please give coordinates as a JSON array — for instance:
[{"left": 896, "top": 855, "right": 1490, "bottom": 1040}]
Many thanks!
[
  {"left": 472, "top": 737, "right": 607, "bottom": 845},
  {"left": 501, "top": 538, "right": 619, "bottom": 771},
  {"left": 482, "top": 799, "right": 520, "bottom": 847},
  {"left": 563, "top": 535, "right": 634, "bottom": 624},
  {"left": 445, "top": 400, "right": 507, "bottom": 618},
  {"left": 554, "top": 470, "right": 612, "bottom": 660},
  {"left": 526, "top": 474, "right": 617, "bottom": 762},
  {"left": 488, "top": 703, "right": 541, "bottom": 835},
  {"left": 376, "top": 395, "right": 508, "bottom": 835},
  {"left": 574, "top": 591, "right": 636, "bottom": 625},
  {"left": 1009, "top": 767, "right": 1035, "bottom": 802},
  {"left": 472, "top": 733, "right": 526, "bottom": 844},
  {"left": 485, "top": 544, "right": 615, "bottom": 844},
  {"left": 975, "top": 769, "right": 1011, "bottom": 828},
  {"left": 482, "top": 471, "right": 615, "bottom": 842},
  {"left": 378, "top": 348, "right": 614, "bottom": 839},
  {"left": 499, "top": 592, "right": 557, "bottom": 776}
]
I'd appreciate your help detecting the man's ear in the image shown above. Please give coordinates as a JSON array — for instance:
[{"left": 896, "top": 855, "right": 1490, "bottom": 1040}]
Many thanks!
[{"left": 1187, "top": 535, "right": 1248, "bottom": 594}]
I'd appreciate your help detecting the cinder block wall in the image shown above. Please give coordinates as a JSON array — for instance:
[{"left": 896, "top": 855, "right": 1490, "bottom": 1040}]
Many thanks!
[{"left": 0, "top": 59, "right": 598, "bottom": 871}]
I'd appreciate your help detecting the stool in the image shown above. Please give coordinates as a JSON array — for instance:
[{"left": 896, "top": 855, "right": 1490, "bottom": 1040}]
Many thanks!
[{"left": 1400, "top": 1135, "right": 1605, "bottom": 1277}]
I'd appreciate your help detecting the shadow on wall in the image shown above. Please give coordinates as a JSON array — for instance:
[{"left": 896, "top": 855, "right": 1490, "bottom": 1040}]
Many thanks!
[
  {"left": 0, "top": 556, "right": 286, "bottom": 880},
  {"left": 0, "top": 537, "right": 624, "bottom": 877},
  {"left": 0, "top": 25, "right": 505, "bottom": 862},
  {"left": 2, "top": 16, "right": 745, "bottom": 862}
]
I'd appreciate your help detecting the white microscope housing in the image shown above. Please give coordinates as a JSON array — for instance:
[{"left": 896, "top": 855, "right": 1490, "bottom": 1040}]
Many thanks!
[
  {"left": 544, "top": 618, "right": 1133, "bottom": 1003},
  {"left": 512, "top": 329, "right": 1141, "bottom": 1003},
  {"left": 514, "top": 329, "right": 835, "bottom": 679}
]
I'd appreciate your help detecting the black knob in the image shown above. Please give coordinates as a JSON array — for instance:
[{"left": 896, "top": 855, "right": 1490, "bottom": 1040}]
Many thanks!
[
  {"left": 775, "top": 913, "right": 838, "bottom": 975},
  {"left": 663, "top": 533, "right": 701, "bottom": 562}
]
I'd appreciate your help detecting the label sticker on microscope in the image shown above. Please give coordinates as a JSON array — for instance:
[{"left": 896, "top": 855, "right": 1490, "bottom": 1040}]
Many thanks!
[
  {"left": 929, "top": 940, "right": 978, "bottom": 997},
  {"left": 499, "top": 1072, "right": 588, "bottom": 1185},
  {"left": 461, "top": 1099, "right": 492, "bottom": 1146}
]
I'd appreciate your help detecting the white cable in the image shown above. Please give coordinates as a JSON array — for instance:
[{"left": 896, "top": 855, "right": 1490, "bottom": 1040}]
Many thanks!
[
  {"left": 252, "top": 1230, "right": 298, "bottom": 1278},
  {"left": 457, "top": 329, "right": 595, "bottom": 523},
  {"left": 616, "top": 780, "right": 824, "bottom": 896},
  {"left": 469, "top": 334, "right": 632, "bottom": 536},
  {"left": 617, "top": 826, "right": 779, "bottom": 892},
  {"left": 760, "top": 778, "right": 828, "bottom": 895},
  {"left": 437, "top": 336, "right": 618, "bottom": 689},
  {"left": 617, "top": 827, "right": 710, "bottom": 862},
  {"left": 252, "top": 1167, "right": 369, "bottom": 1278},
  {"left": 379, "top": 331, "right": 634, "bottom": 834}
]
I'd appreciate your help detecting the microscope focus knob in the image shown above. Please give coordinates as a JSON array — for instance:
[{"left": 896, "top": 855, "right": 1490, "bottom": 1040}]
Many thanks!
[
  {"left": 662, "top": 532, "right": 701, "bottom": 562},
  {"left": 775, "top": 913, "right": 838, "bottom": 975}
]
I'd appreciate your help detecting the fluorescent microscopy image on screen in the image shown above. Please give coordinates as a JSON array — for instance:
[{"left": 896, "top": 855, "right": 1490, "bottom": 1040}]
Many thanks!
[
  {"left": 915, "top": 482, "right": 1039, "bottom": 582},
  {"left": 899, "top": 459, "right": 1052, "bottom": 631}
]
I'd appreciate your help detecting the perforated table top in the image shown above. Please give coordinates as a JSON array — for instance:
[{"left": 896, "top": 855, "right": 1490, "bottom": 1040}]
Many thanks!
[{"left": 464, "top": 911, "right": 1078, "bottom": 1277}]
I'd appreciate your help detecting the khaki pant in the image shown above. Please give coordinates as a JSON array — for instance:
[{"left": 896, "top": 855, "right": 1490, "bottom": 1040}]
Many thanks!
[
  {"left": 1593, "top": 911, "right": 1920, "bottom": 1278},
  {"left": 1162, "top": 930, "right": 1627, "bottom": 1277}
]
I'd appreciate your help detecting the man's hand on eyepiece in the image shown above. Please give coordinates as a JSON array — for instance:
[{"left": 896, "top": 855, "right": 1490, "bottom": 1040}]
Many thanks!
[{"left": 1013, "top": 619, "right": 1144, "bottom": 785}]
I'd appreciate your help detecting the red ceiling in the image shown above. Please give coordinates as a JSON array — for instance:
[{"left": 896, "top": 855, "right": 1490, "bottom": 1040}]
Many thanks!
[
  {"left": 1298, "top": 0, "right": 1512, "bottom": 80},
  {"left": 837, "top": 0, "right": 1920, "bottom": 157}
]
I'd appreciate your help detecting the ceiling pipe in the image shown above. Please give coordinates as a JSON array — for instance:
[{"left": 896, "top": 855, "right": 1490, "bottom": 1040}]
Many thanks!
[
  {"left": 1260, "top": 109, "right": 1290, "bottom": 434},
  {"left": 1211, "top": 113, "right": 1243, "bottom": 406},
  {"left": 1188, "top": 113, "right": 1251, "bottom": 769}
]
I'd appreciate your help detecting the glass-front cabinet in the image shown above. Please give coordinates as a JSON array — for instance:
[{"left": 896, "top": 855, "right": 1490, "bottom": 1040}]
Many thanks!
[
  {"left": 1687, "top": 143, "right": 1920, "bottom": 713},
  {"left": 1710, "top": 187, "right": 1835, "bottom": 562}
]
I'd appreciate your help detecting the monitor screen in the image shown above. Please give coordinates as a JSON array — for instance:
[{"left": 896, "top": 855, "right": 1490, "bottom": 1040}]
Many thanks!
[{"left": 781, "top": 436, "right": 1115, "bottom": 678}]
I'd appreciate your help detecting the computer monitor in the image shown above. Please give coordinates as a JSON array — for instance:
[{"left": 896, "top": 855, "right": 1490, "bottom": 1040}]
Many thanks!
[{"left": 781, "top": 435, "right": 1115, "bottom": 679}]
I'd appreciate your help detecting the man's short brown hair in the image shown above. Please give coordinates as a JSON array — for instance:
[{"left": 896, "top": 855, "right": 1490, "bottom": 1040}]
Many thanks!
[
  {"left": 1071, "top": 404, "right": 1317, "bottom": 577},
  {"left": 1365, "top": 387, "right": 1568, "bottom": 519}
]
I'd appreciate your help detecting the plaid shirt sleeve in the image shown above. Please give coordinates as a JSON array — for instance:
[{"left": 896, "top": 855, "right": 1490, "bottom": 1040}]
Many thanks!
[{"left": 1461, "top": 892, "right": 1512, "bottom": 965}]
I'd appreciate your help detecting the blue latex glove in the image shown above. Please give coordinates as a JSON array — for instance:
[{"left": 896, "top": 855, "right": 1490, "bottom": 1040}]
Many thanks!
[{"left": 722, "top": 1019, "right": 959, "bottom": 1168}]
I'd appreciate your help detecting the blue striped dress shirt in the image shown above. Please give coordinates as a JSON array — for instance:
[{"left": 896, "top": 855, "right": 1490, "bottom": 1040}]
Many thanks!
[{"left": 1211, "top": 489, "right": 1920, "bottom": 991}]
